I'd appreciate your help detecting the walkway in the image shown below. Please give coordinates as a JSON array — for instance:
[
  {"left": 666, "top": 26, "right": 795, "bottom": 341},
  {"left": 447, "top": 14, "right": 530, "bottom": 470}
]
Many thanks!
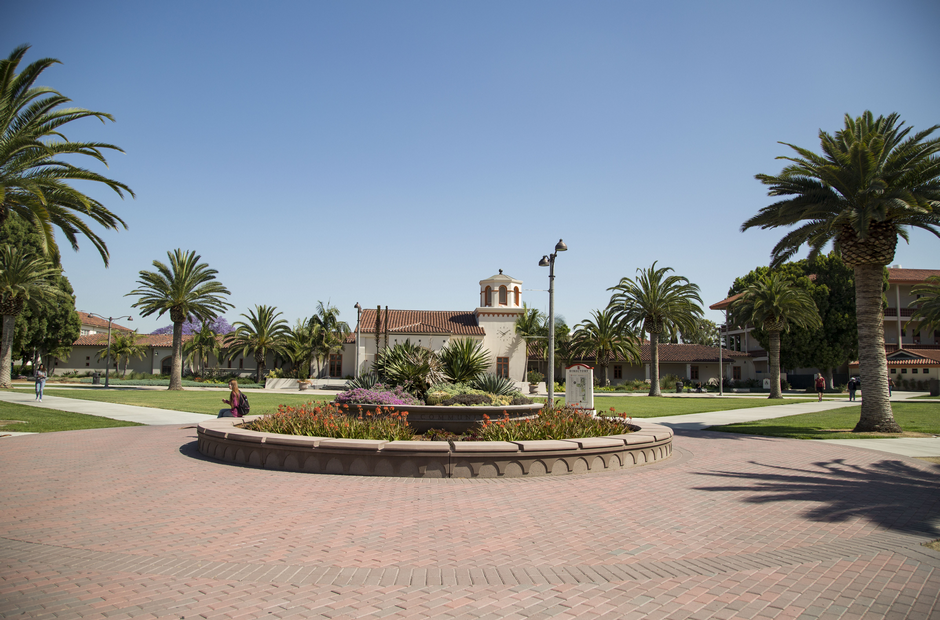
[{"left": 1, "top": 423, "right": 938, "bottom": 618}]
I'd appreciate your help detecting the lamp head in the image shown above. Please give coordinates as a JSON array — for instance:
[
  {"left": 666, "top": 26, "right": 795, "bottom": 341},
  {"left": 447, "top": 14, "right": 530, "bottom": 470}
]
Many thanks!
[
  {"left": 555, "top": 239, "right": 567, "bottom": 253},
  {"left": 539, "top": 256, "right": 550, "bottom": 267}
]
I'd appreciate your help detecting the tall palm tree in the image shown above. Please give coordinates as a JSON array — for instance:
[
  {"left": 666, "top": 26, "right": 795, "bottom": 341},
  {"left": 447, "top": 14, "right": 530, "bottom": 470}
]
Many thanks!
[
  {"left": 908, "top": 276, "right": 940, "bottom": 336},
  {"left": 229, "top": 305, "right": 290, "bottom": 382},
  {"left": 184, "top": 322, "right": 221, "bottom": 376},
  {"left": 742, "top": 112, "right": 940, "bottom": 431},
  {"left": 127, "top": 249, "right": 232, "bottom": 390},
  {"left": 98, "top": 331, "right": 147, "bottom": 377},
  {"left": 285, "top": 319, "right": 316, "bottom": 380},
  {"left": 608, "top": 262, "right": 704, "bottom": 396},
  {"left": 309, "top": 301, "right": 350, "bottom": 378},
  {"left": 730, "top": 274, "right": 822, "bottom": 399},
  {"left": 0, "top": 45, "right": 134, "bottom": 266},
  {"left": 514, "top": 304, "right": 546, "bottom": 379},
  {"left": 570, "top": 308, "right": 640, "bottom": 386},
  {"left": 0, "top": 246, "right": 67, "bottom": 387}
]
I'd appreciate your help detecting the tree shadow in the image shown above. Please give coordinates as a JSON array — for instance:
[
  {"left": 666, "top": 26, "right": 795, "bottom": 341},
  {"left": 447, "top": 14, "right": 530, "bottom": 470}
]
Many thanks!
[{"left": 693, "top": 457, "right": 940, "bottom": 536}]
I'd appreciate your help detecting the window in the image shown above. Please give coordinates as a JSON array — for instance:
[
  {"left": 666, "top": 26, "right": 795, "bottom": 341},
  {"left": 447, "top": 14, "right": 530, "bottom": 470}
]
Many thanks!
[
  {"left": 161, "top": 357, "right": 172, "bottom": 375},
  {"left": 924, "top": 368, "right": 930, "bottom": 374},
  {"left": 496, "top": 357, "right": 509, "bottom": 378},
  {"left": 499, "top": 285, "right": 507, "bottom": 305},
  {"left": 485, "top": 286, "right": 492, "bottom": 307},
  {"left": 329, "top": 354, "right": 343, "bottom": 378},
  {"left": 901, "top": 368, "right": 907, "bottom": 374},
  {"left": 613, "top": 365, "right": 622, "bottom": 379},
  {"left": 732, "top": 366, "right": 741, "bottom": 380},
  {"left": 890, "top": 368, "right": 897, "bottom": 374},
  {"left": 514, "top": 287, "right": 520, "bottom": 306},
  {"left": 690, "top": 366, "right": 699, "bottom": 380},
  {"left": 912, "top": 368, "right": 919, "bottom": 374},
  {"left": 239, "top": 358, "right": 243, "bottom": 369}
]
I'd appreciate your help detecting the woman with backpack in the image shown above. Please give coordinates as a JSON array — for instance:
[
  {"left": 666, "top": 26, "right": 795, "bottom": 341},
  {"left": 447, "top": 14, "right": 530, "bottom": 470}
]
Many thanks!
[
  {"left": 218, "top": 379, "right": 244, "bottom": 418},
  {"left": 34, "top": 364, "right": 47, "bottom": 401}
]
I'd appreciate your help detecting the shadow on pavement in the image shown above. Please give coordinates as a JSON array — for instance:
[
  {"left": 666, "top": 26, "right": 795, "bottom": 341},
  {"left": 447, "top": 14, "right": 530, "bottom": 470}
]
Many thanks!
[{"left": 693, "top": 457, "right": 940, "bottom": 536}]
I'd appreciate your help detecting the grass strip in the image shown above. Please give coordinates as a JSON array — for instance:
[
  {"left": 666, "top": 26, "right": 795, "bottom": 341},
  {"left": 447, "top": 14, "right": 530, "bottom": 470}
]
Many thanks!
[
  {"left": 706, "top": 402, "right": 940, "bottom": 439},
  {"left": 0, "top": 401, "right": 143, "bottom": 433},
  {"left": 42, "top": 388, "right": 333, "bottom": 415},
  {"left": 582, "top": 396, "right": 813, "bottom": 418}
]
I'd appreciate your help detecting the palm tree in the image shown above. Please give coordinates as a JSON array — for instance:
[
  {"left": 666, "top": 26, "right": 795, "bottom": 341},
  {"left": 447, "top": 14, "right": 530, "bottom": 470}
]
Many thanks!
[
  {"left": 570, "top": 308, "right": 640, "bottom": 386},
  {"left": 285, "top": 319, "right": 316, "bottom": 380},
  {"left": 730, "top": 274, "right": 822, "bottom": 399},
  {"left": 98, "top": 331, "right": 147, "bottom": 377},
  {"left": 0, "top": 246, "right": 68, "bottom": 387},
  {"left": 742, "top": 112, "right": 940, "bottom": 431},
  {"left": 229, "top": 305, "right": 289, "bottom": 382},
  {"left": 127, "top": 249, "right": 232, "bottom": 390},
  {"left": 184, "top": 322, "right": 221, "bottom": 376},
  {"left": 908, "top": 276, "right": 940, "bottom": 336},
  {"left": 514, "top": 304, "right": 546, "bottom": 379},
  {"left": 309, "top": 301, "right": 350, "bottom": 378},
  {"left": 0, "top": 45, "right": 134, "bottom": 266},
  {"left": 608, "top": 262, "right": 704, "bottom": 396}
]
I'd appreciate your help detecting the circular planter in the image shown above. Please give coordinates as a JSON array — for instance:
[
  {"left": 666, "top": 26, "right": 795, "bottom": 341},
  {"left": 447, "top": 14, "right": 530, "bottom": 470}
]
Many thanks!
[
  {"left": 196, "top": 417, "right": 674, "bottom": 479},
  {"left": 337, "top": 402, "right": 543, "bottom": 434}
]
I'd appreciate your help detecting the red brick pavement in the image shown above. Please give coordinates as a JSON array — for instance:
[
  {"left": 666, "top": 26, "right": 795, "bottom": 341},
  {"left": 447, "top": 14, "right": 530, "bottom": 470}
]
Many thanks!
[{"left": 1, "top": 426, "right": 939, "bottom": 619}]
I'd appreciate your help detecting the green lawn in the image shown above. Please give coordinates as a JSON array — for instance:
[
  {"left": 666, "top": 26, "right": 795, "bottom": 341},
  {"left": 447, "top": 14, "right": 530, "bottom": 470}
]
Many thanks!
[
  {"left": 43, "top": 388, "right": 333, "bottom": 415},
  {"left": 707, "top": 402, "right": 940, "bottom": 439},
  {"left": 575, "top": 396, "right": 813, "bottom": 418},
  {"left": 0, "top": 401, "right": 143, "bottom": 433}
]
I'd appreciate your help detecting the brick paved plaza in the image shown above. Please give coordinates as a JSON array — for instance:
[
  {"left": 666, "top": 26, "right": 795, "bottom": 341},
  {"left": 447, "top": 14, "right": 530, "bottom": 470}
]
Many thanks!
[{"left": 1, "top": 425, "right": 939, "bottom": 619}]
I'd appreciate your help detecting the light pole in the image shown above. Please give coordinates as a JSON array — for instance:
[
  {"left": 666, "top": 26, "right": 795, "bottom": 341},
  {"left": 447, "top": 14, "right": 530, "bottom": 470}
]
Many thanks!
[
  {"left": 539, "top": 239, "right": 567, "bottom": 404},
  {"left": 89, "top": 313, "right": 133, "bottom": 388},
  {"left": 354, "top": 302, "right": 362, "bottom": 378}
]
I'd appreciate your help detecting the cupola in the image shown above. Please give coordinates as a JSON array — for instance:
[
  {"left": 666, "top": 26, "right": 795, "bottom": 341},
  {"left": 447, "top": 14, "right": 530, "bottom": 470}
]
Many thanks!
[{"left": 478, "top": 269, "right": 523, "bottom": 309}]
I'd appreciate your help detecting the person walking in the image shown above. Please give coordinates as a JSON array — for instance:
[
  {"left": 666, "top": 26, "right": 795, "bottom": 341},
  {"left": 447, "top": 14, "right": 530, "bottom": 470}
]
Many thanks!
[
  {"left": 34, "top": 364, "right": 47, "bottom": 401},
  {"left": 847, "top": 376, "right": 857, "bottom": 402},
  {"left": 815, "top": 373, "right": 826, "bottom": 402}
]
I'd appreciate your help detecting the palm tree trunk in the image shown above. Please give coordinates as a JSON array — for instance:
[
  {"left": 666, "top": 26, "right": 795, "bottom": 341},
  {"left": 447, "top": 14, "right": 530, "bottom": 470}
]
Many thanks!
[
  {"left": 768, "top": 330, "right": 782, "bottom": 399},
  {"left": 0, "top": 314, "right": 15, "bottom": 388},
  {"left": 649, "top": 333, "right": 661, "bottom": 396},
  {"left": 853, "top": 264, "right": 901, "bottom": 432},
  {"left": 169, "top": 321, "right": 184, "bottom": 390}
]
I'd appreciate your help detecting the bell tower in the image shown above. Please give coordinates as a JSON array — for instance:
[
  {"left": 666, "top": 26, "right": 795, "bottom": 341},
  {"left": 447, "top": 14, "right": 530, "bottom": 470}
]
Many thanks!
[{"left": 477, "top": 269, "right": 523, "bottom": 310}]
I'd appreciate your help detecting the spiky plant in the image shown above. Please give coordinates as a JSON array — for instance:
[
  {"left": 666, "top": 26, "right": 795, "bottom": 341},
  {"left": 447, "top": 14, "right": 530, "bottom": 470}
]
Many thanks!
[
  {"left": 570, "top": 308, "right": 640, "bottom": 386},
  {"left": 908, "top": 276, "right": 940, "bottom": 336},
  {"left": 470, "top": 373, "right": 519, "bottom": 396},
  {"left": 439, "top": 338, "right": 491, "bottom": 383}
]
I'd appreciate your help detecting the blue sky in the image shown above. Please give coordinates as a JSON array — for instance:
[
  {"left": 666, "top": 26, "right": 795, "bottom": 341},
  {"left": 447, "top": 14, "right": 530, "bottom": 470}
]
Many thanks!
[{"left": 4, "top": 0, "right": 940, "bottom": 334}]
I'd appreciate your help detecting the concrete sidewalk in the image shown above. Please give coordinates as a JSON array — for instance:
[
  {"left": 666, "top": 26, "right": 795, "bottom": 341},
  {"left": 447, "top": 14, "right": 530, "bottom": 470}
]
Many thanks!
[{"left": 0, "top": 389, "right": 209, "bottom": 429}]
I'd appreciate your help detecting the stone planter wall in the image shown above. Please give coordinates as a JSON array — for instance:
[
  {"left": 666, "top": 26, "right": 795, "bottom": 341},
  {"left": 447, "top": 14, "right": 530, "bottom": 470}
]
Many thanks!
[{"left": 197, "top": 417, "right": 673, "bottom": 479}]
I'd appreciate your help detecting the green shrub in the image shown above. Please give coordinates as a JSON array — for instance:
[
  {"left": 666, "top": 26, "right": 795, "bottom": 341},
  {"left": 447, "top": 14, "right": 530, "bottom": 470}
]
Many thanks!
[
  {"left": 244, "top": 402, "right": 415, "bottom": 441},
  {"left": 443, "top": 393, "right": 492, "bottom": 406},
  {"left": 476, "top": 405, "right": 632, "bottom": 441},
  {"left": 470, "top": 373, "right": 519, "bottom": 396},
  {"left": 345, "top": 372, "right": 379, "bottom": 391},
  {"left": 425, "top": 383, "right": 488, "bottom": 405},
  {"left": 527, "top": 370, "right": 544, "bottom": 384}
]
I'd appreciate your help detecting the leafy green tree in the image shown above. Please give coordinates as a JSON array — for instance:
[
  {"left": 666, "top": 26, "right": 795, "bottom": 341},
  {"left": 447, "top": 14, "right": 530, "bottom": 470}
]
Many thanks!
[
  {"left": 729, "top": 253, "right": 861, "bottom": 386},
  {"left": 0, "top": 45, "right": 134, "bottom": 266},
  {"left": 908, "top": 276, "right": 940, "bottom": 335},
  {"left": 127, "top": 249, "right": 233, "bottom": 390},
  {"left": 608, "top": 262, "right": 704, "bottom": 396},
  {"left": 730, "top": 274, "right": 822, "bottom": 398},
  {"left": 284, "top": 319, "right": 315, "bottom": 380},
  {"left": 570, "top": 308, "right": 640, "bottom": 386},
  {"left": 229, "top": 305, "right": 290, "bottom": 382},
  {"left": 439, "top": 338, "right": 491, "bottom": 383},
  {"left": 742, "top": 112, "right": 940, "bottom": 432},
  {"left": 184, "top": 322, "right": 221, "bottom": 376},
  {"left": 0, "top": 246, "right": 68, "bottom": 387},
  {"left": 98, "top": 331, "right": 147, "bottom": 377},
  {"left": 680, "top": 319, "right": 720, "bottom": 347},
  {"left": 0, "top": 215, "right": 79, "bottom": 372}
]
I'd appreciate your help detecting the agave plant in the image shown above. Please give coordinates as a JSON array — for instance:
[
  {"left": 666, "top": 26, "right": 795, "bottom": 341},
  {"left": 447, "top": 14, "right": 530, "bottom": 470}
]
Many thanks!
[
  {"left": 345, "top": 371, "right": 379, "bottom": 391},
  {"left": 470, "top": 373, "right": 519, "bottom": 396},
  {"left": 373, "top": 340, "right": 444, "bottom": 398},
  {"left": 439, "top": 338, "right": 490, "bottom": 383}
]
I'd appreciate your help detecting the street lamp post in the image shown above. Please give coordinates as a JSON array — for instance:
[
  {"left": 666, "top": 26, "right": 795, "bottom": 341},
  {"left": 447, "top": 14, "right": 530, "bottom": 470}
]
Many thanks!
[
  {"left": 89, "top": 313, "right": 133, "bottom": 388},
  {"left": 354, "top": 302, "right": 362, "bottom": 379},
  {"left": 539, "top": 239, "right": 567, "bottom": 405}
]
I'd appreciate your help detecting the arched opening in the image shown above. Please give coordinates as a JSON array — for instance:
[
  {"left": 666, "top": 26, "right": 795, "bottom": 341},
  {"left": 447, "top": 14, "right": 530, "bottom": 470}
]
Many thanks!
[
  {"left": 160, "top": 357, "right": 172, "bottom": 376},
  {"left": 499, "top": 285, "right": 507, "bottom": 306},
  {"left": 485, "top": 286, "right": 492, "bottom": 307},
  {"left": 514, "top": 286, "right": 520, "bottom": 306}
]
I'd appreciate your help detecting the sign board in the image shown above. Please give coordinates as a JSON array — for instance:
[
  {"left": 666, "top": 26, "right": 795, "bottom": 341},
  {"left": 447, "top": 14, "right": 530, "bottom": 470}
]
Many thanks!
[
  {"left": 762, "top": 378, "right": 771, "bottom": 390},
  {"left": 565, "top": 364, "right": 594, "bottom": 411}
]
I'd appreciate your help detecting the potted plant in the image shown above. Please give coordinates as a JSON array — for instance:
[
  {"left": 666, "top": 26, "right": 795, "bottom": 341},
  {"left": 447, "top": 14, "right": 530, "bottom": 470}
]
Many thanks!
[
  {"left": 527, "top": 370, "right": 544, "bottom": 394},
  {"left": 298, "top": 378, "right": 310, "bottom": 391}
]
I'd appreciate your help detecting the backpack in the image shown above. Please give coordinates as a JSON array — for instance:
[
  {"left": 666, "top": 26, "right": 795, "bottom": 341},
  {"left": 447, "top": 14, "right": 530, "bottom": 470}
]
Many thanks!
[{"left": 236, "top": 392, "right": 250, "bottom": 416}]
